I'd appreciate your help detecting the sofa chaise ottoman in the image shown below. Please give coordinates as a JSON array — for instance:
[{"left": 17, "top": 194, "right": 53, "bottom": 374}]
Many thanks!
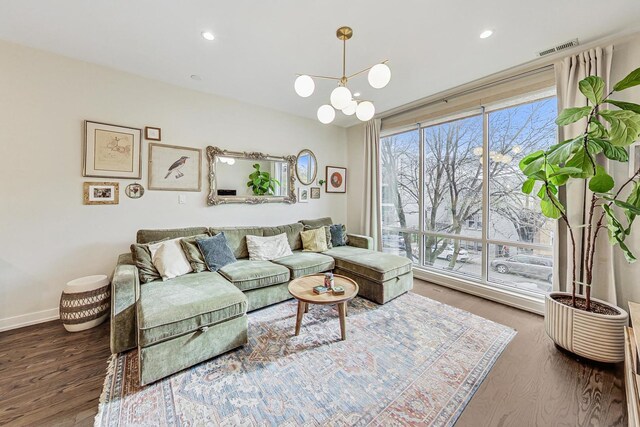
[{"left": 110, "top": 218, "right": 413, "bottom": 384}]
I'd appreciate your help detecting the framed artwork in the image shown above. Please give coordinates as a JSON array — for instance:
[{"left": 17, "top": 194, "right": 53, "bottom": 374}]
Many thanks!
[
  {"left": 298, "top": 187, "right": 309, "bottom": 203},
  {"left": 125, "top": 182, "right": 145, "bottom": 199},
  {"left": 83, "top": 182, "right": 119, "bottom": 205},
  {"left": 145, "top": 126, "right": 161, "bottom": 141},
  {"left": 310, "top": 187, "right": 321, "bottom": 199},
  {"left": 148, "top": 143, "right": 202, "bottom": 191},
  {"left": 83, "top": 121, "right": 142, "bottom": 179},
  {"left": 325, "top": 166, "right": 347, "bottom": 193},
  {"left": 630, "top": 142, "right": 640, "bottom": 178}
]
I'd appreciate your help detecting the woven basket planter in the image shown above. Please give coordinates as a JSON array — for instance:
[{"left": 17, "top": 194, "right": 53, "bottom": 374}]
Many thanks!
[
  {"left": 545, "top": 292, "right": 628, "bottom": 363},
  {"left": 60, "top": 275, "right": 111, "bottom": 332}
]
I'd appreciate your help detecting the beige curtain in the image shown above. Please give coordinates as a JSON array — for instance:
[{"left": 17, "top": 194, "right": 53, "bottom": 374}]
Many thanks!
[
  {"left": 554, "top": 46, "right": 615, "bottom": 302},
  {"left": 363, "top": 119, "right": 382, "bottom": 250}
]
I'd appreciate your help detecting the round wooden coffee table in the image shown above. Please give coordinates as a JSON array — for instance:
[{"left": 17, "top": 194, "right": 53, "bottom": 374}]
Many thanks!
[{"left": 288, "top": 274, "right": 359, "bottom": 340}]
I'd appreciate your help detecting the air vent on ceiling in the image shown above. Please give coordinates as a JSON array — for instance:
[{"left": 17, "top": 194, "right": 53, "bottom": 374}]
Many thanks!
[{"left": 537, "top": 38, "right": 579, "bottom": 57}]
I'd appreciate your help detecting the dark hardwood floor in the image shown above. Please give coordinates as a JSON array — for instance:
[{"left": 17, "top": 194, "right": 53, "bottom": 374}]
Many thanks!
[{"left": 0, "top": 279, "right": 626, "bottom": 426}]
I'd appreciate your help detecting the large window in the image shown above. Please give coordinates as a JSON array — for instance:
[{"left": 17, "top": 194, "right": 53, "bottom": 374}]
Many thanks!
[{"left": 381, "top": 93, "right": 557, "bottom": 296}]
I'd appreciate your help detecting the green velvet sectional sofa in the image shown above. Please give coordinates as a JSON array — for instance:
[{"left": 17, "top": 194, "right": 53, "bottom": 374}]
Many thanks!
[{"left": 110, "top": 217, "right": 413, "bottom": 385}]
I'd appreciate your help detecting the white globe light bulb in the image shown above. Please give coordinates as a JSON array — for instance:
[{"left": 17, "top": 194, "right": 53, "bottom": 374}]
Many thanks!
[
  {"left": 368, "top": 63, "right": 391, "bottom": 89},
  {"left": 342, "top": 99, "right": 358, "bottom": 116},
  {"left": 330, "top": 86, "right": 352, "bottom": 110},
  {"left": 317, "top": 104, "right": 336, "bottom": 124},
  {"left": 294, "top": 75, "right": 315, "bottom": 98},
  {"left": 355, "top": 101, "right": 375, "bottom": 121}
]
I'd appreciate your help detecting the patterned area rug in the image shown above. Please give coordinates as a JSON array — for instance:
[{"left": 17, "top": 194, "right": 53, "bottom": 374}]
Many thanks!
[{"left": 96, "top": 292, "right": 515, "bottom": 426}]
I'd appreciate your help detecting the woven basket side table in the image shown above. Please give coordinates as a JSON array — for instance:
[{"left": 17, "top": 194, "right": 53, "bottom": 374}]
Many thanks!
[{"left": 59, "top": 274, "right": 110, "bottom": 332}]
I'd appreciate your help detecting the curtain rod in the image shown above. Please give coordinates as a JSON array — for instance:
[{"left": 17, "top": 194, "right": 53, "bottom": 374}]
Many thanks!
[{"left": 381, "top": 64, "right": 554, "bottom": 122}]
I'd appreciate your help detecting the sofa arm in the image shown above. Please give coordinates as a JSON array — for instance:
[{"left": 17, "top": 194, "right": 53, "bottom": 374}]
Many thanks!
[
  {"left": 110, "top": 253, "right": 139, "bottom": 354},
  {"left": 347, "top": 233, "right": 374, "bottom": 250}
]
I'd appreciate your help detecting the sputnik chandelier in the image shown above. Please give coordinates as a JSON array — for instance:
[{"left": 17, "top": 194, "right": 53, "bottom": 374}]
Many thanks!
[{"left": 294, "top": 26, "right": 391, "bottom": 124}]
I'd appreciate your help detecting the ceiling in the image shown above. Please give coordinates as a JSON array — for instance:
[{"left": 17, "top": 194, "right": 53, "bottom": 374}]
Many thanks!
[{"left": 1, "top": 1, "right": 640, "bottom": 127}]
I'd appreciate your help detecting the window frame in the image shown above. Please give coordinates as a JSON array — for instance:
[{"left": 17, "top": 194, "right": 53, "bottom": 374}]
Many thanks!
[{"left": 380, "top": 89, "right": 557, "bottom": 301}]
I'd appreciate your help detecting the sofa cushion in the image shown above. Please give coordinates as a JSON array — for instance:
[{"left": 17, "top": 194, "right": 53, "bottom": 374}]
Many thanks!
[
  {"left": 262, "top": 223, "right": 304, "bottom": 251},
  {"left": 299, "top": 217, "right": 333, "bottom": 228},
  {"left": 136, "top": 227, "right": 209, "bottom": 244},
  {"left": 137, "top": 272, "right": 246, "bottom": 347},
  {"left": 303, "top": 225, "right": 333, "bottom": 249},
  {"left": 322, "top": 245, "right": 373, "bottom": 260},
  {"left": 219, "top": 260, "right": 290, "bottom": 291},
  {"left": 272, "top": 251, "right": 335, "bottom": 279},
  {"left": 301, "top": 228, "right": 329, "bottom": 252},
  {"left": 130, "top": 241, "right": 166, "bottom": 284},
  {"left": 333, "top": 251, "right": 413, "bottom": 283},
  {"left": 148, "top": 238, "right": 193, "bottom": 280},
  {"left": 210, "top": 227, "right": 264, "bottom": 259}
]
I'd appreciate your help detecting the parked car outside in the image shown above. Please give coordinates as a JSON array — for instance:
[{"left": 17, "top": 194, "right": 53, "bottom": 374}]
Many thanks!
[
  {"left": 490, "top": 255, "right": 553, "bottom": 283},
  {"left": 436, "top": 246, "right": 470, "bottom": 262}
]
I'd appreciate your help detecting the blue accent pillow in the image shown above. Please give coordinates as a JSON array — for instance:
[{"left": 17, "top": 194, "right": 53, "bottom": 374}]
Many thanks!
[
  {"left": 196, "top": 233, "right": 237, "bottom": 272},
  {"left": 329, "top": 224, "right": 347, "bottom": 247}
]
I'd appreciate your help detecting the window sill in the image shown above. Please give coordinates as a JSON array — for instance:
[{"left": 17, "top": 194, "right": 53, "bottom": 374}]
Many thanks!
[{"left": 412, "top": 266, "right": 545, "bottom": 315}]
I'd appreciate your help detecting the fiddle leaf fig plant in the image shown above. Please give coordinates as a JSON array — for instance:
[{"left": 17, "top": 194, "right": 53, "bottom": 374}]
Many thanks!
[
  {"left": 247, "top": 163, "right": 280, "bottom": 196},
  {"left": 520, "top": 67, "right": 640, "bottom": 311}
]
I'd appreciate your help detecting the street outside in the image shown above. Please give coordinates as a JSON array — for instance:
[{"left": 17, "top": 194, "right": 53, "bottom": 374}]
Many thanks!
[{"left": 383, "top": 248, "right": 552, "bottom": 294}]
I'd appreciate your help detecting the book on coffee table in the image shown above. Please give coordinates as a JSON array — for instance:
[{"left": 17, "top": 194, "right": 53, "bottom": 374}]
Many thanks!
[
  {"left": 313, "top": 286, "right": 328, "bottom": 294},
  {"left": 332, "top": 286, "right": 345, "bottom": 295}
]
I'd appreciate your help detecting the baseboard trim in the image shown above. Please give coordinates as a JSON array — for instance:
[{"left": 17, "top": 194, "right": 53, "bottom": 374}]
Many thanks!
[
  {"left": 413, "top": 268, "right": 545, "bottom": 316},
  {"left": 0, "top": 308, "right": 59, "bottom": 332}
]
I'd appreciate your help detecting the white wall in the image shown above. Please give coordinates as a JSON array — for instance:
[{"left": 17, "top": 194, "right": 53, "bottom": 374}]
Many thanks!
[{"left": 0, "top": 40, "right": 347, "bottom": 330}]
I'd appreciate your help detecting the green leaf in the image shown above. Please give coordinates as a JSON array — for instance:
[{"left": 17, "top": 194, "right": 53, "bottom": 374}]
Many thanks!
[
  {"left": 556, "top": 106, "right": 592, "bottom": 126},
  {"left": 603, "top": 204, "right": 626, "bottom": 244},
  {"left": 608, "top": 100, "right": 640, "bottom": 115},
  {"left": 599, "top": 109, "right": 640, "bottom": 146},
  {"left": 614, "top": 200, "right": 640, "bottom": 216},
  {"left": 522, "top": 178, "right": 535, "bottom": 194},
  {"left": 246, "top": 181, "right": 252, "bottom": 187},
  {"left": 614, "top": 67, "right": 640, "bottom": 91},
  {"left": 522, "top": 156, "right": 546, "bottom": 177},
  {"left": 588, "top": 120, "right": 607, "bottom": 138},
  {"left": 565, "top": 147, "right": 596, "bottom": 178},
  {"left": 591, "top": 138, "right": 629, "bottom": 162},
  {"left": 625, "top": 181, "right": 640, "bottom": 225},
  {"left": 618, "top": 240, "right": 637, "bottom": 263},
  {"left": 579, "top": 76, "right": 605, "bottom": 105},
  {"left": 546, "top": 137, "right": 581, "bottom": 164},
  {"left": 519, "top": 150, "right": 544, "bottom": 171},
  {"left": 588, "top": 165, "right": 615, "bottom": 193},
  {"left": 548, "top": 167, "right": 583, "bottom": 177},
  {"left": 540, "top": 194, "right": 564, "bottom": 219}
]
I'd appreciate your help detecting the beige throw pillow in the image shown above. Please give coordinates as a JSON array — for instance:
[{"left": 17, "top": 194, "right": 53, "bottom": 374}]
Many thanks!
[
  {"left": 246, "top": 233, "right": 293, "bottom": 261},
  {"left": 148, "top": 238, "right": 193, "bottom": 281},
  {"left": 301, "top": 228, "right": 328, "bottom": 252}
]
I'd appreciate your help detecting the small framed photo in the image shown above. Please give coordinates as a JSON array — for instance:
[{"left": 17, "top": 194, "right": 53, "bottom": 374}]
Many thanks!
[
  {"left": 149, "top": 143, "right": 202, "bottom": 191},
  {"left": 310, "top": 187, "right": 321, "bottom": 199},
  {"left": 125, "top": 182, "right": 145, "bottom": 199},
  {"left": 630, "top": 142, "right": 640, "bottom": 178},
  {"left": 83, "top": 121, "right": 142, "bottom": 179},
  {"left": 298, "top": 187, "right": 309, "bottom": 203},
  {"left": 84, "top": 182, "right": 119, "bottom": 205},
  {"left": 325, "top": 166, "right": 347, "bottom": 193},
  {"left": 145, "top": 126, "right": 162, "bottom": 141}
]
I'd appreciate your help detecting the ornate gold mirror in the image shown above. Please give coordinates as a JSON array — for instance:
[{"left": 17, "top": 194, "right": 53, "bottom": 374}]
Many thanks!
[
  {"left": 295, "top": 149, "right": 317, "bottom": 185},
  {"left": 206, "top": 146, "right": 297, "bottom": 205}
]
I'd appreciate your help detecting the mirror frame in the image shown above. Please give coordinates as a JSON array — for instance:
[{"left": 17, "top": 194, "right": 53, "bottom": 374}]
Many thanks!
[
  {"left": 206, "top": 146, "right": 297, "bottom": 205},
  {"left": 295, "top": 149, "right": 318, "bottom": 186}
]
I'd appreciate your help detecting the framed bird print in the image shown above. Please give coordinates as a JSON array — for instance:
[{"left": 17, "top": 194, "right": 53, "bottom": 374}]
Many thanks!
[
  {"left": 83, "top": 121, "right": 142, "bottom": 179},
  {"left": 148, "top": 143, "right": 202, "bottom": 191}
]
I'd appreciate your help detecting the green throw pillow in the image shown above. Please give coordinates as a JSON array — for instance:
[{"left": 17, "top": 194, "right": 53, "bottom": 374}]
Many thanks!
[
  {"left": 130, "top": 239, "right": 167, "bottom": 283},
  {"left": 180, "top": 234, "right": 210, "bottom": 273}
]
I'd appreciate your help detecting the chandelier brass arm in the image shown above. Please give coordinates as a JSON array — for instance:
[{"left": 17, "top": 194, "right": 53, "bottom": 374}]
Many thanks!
[{"left": 293, "top": 26, "right": 391, "bottom": 124}]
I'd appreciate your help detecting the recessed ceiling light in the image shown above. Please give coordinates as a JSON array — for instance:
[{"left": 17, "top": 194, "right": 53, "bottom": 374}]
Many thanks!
[
  {"left": 479, "top": 30, "right": 494, "bottom": 39},
  {"left": 190, "top": 74, "right": 202, "bottom": 81},
  {"left": 201, "top": 31, "right": 215, "bottom": 41},
  {"left": 353, "top": 92, "right": 361, "bottom": 97}
]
